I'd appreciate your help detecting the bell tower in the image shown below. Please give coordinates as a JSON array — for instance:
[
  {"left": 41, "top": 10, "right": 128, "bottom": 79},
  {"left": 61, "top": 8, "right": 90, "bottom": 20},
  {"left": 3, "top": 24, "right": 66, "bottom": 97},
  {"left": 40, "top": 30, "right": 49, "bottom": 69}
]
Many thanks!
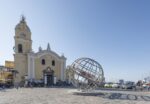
[{"left": 14, "top": 15, "right": 32, "bottom": 82}]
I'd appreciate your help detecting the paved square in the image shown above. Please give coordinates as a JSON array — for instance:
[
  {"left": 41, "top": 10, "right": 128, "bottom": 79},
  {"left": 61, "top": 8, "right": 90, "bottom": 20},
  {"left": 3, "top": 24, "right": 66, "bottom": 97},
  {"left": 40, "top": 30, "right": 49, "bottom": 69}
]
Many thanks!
[{"left": 0, "top": 88, "right": 150, "bottom": 104}]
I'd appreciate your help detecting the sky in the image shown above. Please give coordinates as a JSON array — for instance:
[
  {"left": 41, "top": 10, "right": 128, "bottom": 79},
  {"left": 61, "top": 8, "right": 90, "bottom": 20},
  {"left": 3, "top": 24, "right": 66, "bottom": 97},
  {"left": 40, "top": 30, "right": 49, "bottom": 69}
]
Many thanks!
[{"left": 0, "top": 0, "right": 150, "bottom": 82}]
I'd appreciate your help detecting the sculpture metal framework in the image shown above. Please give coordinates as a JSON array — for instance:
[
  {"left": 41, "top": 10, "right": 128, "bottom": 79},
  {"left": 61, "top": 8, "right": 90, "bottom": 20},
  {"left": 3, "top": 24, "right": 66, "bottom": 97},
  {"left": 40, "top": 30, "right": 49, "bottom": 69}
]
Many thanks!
[{"left": 68, "top": 57, "right": 104, "bottom": 91}]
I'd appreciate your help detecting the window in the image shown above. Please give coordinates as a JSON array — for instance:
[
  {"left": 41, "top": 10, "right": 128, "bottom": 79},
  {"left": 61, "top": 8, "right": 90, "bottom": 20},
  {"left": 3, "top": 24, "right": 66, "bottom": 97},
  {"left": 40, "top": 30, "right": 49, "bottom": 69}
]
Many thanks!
[
  {"left": 42, "top": 59, "right": 45, "bottom": 65},
  {"left": 18, "top": 44, "right": 23, "bottom": 53},
  {"left": 52, "top": 60, "right": 55, "bottom": 66}
]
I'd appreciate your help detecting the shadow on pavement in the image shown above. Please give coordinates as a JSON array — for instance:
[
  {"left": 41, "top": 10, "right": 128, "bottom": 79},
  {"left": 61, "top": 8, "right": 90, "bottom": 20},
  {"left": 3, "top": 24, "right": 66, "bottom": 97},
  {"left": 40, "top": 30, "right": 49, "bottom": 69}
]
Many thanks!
[{"left": 73, "top": 91, "right": 150, "bottom": 101}]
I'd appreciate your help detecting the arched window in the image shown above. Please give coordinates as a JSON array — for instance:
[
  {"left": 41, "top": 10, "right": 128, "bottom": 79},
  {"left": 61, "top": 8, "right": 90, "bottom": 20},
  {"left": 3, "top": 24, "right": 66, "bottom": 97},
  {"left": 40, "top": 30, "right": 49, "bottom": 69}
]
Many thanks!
[
  {"left": 52, "top": 60, "right": 55, "bottom": 66},
  {"left": 18, "top": 44, "right": 23, "bottom": 53},
  {"left": 42, "top": 59, "right": 45, "bottom": 65}
]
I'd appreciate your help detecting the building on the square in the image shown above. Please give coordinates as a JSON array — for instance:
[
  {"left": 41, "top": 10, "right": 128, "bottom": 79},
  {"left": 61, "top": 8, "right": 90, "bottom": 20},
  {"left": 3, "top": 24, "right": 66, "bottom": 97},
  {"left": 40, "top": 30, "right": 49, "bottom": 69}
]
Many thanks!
[
  {"left": 5, "top": 61, "right": 14, "bottom": 71},
  {"left": 14, "top": 16, "right": 66, "bottom": 86},
  {"left": 0, "top": 61, "right": 14, "bottom": 85}
]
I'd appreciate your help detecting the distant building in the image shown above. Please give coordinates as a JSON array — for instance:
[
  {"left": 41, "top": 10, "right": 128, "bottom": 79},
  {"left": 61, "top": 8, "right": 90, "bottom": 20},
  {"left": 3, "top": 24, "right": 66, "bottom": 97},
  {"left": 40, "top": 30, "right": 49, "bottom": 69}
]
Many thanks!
[
  {"left": 0, "top": 61, "right": 14, "bottom": 72},
  {"left": 5, "top": 61, "right": 14, "bottom": 70},
  {"left": 119, "top": 79, "right": 124, "bottom": 85},
  {"left": 0, "top": 65, "right": 13, "bottom": 85},
  {"left": 14, "top": 16, "right": 66, "bottom": 86}
]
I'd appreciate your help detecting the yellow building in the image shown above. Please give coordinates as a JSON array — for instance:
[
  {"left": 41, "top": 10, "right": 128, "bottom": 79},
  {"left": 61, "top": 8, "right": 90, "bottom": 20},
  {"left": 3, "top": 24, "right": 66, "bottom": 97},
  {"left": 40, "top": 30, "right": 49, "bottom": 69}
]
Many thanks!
[
  {"left": 0, "top": 71, "right": 13, "bottom": 84},
  {"left": 5, "top": 61, "right": 14, "bottom": 69},
  {"left": 14, "top": 16, "right": 66, "bottom": 86}
]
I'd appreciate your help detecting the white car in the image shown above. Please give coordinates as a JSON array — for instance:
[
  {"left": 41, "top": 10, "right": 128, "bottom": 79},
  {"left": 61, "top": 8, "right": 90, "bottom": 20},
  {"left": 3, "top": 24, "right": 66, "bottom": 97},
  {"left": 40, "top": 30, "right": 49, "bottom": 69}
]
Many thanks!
[{"left": 112, "top": 83, "right": 119, "bottom": 88}]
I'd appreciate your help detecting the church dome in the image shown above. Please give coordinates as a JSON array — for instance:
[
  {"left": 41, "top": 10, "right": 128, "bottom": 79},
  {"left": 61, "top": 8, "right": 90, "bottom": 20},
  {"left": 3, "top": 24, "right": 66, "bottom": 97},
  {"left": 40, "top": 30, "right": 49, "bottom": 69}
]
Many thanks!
[{"left": 15, "top": 15, "right": 31, "bottom": 33}]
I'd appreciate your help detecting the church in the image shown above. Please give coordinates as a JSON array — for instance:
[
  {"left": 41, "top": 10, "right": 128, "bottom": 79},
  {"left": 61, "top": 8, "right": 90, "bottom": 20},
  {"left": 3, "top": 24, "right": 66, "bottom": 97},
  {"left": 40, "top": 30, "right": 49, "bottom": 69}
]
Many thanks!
[{"left": 14, "top": 16, "right": 66, "bottom": 86}]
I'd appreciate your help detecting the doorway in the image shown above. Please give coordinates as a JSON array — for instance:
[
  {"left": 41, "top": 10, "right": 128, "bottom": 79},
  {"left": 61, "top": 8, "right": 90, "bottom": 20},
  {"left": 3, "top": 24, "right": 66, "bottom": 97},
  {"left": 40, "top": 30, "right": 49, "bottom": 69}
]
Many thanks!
[
  {"left": 47, "top": 75, "right": 53, "bottom": 86},
  {"left": 43, "top": 67, "right": 54, "bottom": 86}
]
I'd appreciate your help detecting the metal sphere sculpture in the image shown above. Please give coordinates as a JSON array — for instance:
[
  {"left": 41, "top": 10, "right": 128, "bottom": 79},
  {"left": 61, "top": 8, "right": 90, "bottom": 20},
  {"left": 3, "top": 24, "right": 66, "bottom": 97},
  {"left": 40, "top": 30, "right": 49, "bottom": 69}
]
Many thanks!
[{"left": 70, "top": 57, "right": 104, "bottom": 90}]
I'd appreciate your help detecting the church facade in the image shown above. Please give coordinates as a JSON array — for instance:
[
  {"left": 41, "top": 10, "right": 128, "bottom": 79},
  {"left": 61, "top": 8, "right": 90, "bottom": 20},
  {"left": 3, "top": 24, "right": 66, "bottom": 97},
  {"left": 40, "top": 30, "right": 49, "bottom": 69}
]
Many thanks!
[{"left": 14, "top": 16, "right": 66, "bottom": 86}]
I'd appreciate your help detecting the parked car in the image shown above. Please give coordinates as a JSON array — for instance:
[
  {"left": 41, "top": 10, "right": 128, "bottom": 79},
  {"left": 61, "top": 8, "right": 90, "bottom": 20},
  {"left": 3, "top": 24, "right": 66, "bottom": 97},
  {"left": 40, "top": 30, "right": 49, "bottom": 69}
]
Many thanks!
[
  {"left": 104, "top": 82, "right": 113, "bottom": 88},
  {"left": 122, "top": 81, "right": 136, "bottom": 89},
  {"left": 112, "top": 83, "right": 120, "bottom": 88},
  {"left": 142, "top": 83, "right": 150, "bottom": 90}
]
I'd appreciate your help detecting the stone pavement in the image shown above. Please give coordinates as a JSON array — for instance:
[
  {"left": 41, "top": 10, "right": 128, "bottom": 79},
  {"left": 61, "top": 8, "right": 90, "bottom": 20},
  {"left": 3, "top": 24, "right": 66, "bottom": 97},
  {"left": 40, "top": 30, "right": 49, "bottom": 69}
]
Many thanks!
[{"left": 0, "top": 88, "right": 150, "bottom": 104}]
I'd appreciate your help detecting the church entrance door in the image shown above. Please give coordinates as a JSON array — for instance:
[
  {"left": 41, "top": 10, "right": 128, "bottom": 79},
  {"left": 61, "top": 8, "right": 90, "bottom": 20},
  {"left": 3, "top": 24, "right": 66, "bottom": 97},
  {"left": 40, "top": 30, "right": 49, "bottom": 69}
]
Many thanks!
[
  {"left": 43, "top": 67, "right": 54, "bottom": 86},
  {"left": 47, "top": 75, "right": 53, "bottom": 86}
]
